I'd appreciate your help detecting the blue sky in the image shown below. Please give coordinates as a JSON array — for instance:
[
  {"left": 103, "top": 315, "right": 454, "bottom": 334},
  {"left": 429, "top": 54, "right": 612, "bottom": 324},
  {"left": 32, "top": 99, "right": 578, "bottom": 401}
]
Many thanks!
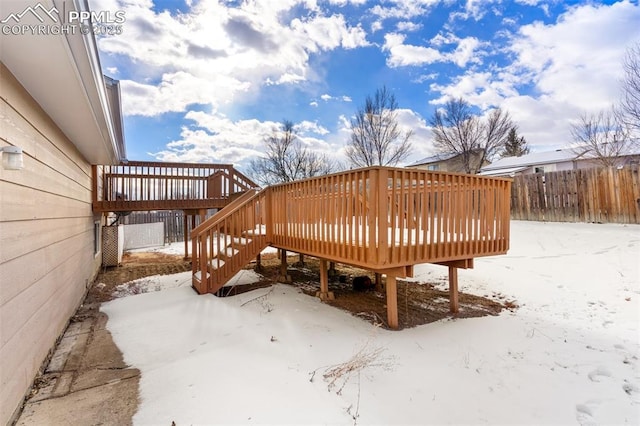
[{"left": 90, "top": 0, "right": 640, "bottom": 170}]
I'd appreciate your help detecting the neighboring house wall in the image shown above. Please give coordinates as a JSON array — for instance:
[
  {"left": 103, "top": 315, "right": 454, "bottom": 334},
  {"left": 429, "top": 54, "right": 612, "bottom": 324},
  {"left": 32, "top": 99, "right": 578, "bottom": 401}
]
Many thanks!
[
  {"left": 0, "top": 64, "right": 103, "bottom": 423},
  {"left": 521, "top": 161, "right": 572, "bottom": 175},
  {"left": 409, "top": 150, "right": 486, "bottom": 173}
]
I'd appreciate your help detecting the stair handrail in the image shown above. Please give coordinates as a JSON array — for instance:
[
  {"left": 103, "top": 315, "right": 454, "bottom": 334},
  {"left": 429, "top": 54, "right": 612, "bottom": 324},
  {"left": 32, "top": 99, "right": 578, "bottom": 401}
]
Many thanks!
[
  {"left": 191, "top": 188, "right": 260, "bottom": 236},
  {"left": 191, "top": 187, "right": 268, "bottom": 293}
]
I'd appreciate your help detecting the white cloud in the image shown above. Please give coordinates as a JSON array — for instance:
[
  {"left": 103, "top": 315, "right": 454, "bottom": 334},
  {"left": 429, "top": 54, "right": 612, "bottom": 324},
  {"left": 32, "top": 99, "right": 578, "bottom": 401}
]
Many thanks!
[
  {"left": 294, "top": 120, "right": 330, "bottom": 135},
  {"left": 370, "top": 0, "right": 439, "bottom": 20},
  {"left": 396, "top": 21, "right": 422, "bottom": 32},
  {"left": 152, "top": 112, "right": 279, "bottom": 165},
  {"left": 429, "top": 71, "right": 519, "bottom": 109},
  {"left": 291, "top": 14, "right": 369, "bottom": 52},
  {"left": 383, "top": 33, "right": 443, "bottom": 67},
  {"left": 448, "top": 0, "right": 493, "bottom": 22},
  {"left": 153, "top": 111, "right": 341, "bottom": 167},
  {"left": 428, "top": 1, "right": 640, "bottom": 149},
  {"left": 450, "top": 36, "right": 482, "bottom": 67},
  {"left": 120, "top": 72, "right": 251, "bottom": 116},
  {"left": 395, "top": 108, "right": 434, "bottom": 164},
  {"left": 383, "top": 32, "right": 482, "bottom": 68},
  {"left": 371, "top": 20, "right": 383, "bottom": 33},
  {"left": 96, "top": 1, "right": 369, "bottom": 117},
  {"left": 328, "top": 0, "right": 368, "bottom": 5},
  {"left": 508, "top": 1, "right": 640, "bottom": 110},
  {"left": 318, "top": 93, "right": 352, "bottom": 102}
]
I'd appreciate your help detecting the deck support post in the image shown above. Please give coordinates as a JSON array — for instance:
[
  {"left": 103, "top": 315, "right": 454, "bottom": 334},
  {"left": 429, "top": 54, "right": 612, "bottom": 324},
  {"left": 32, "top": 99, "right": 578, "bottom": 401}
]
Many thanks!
[
  {"left": 386, "top": 275, "right": 398, "bottom": 329},
  {"left": 278, "top": 249, "right": 292, "bottom": 283},
  {"left": 316, "top": 259, "right": 334, "bottom": 301},
  {"left": 375, "top": 273, "right": 383, "bottom": 292},
  {"left": 183, "top": 212, "right": 189, "bottom": 260},
  {"left": 448, "top": 266, "right": 459, "bottom": 314},
  {"left": 328, "top": 261, "right": 337, "bottom": 277},
  {"left": 255, "top": 253, "right": 262, "bottom": 271}
]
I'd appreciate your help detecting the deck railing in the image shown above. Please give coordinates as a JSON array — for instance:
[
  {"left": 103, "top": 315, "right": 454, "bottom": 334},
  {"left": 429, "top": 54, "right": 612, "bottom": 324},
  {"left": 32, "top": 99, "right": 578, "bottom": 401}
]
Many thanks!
[
  {"left": 268, "top": 166, "right": 511, "bottom": 271},
  {"left": 92, "top": 161, "right": 257, "bottom": 212},
  {"left": 192, "top": 166, "right": 511, "bottom": 292}
]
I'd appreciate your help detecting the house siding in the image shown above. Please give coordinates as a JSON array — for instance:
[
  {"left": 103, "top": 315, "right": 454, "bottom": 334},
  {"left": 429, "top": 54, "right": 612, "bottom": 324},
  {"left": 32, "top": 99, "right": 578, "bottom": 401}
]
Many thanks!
[{"left": 0, "top": 63, "right": 102, "bottom": 424}]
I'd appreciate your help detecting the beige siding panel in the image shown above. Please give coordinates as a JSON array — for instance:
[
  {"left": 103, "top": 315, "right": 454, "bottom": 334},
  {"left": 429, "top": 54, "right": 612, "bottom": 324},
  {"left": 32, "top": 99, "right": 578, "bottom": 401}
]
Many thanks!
[
  {"left": 0, "top": 216, "right": 95, "bottom": 273},
  {"left": 0, "top": 100, "right": 91, "bottom": 190},
  {"left": 0, "top": 63, "right": 103, "bottom": 424},
  {"left": 0, "top": 65, "right": 89, "bottom": 173},
  {"left": 0, "top": 231, "right": 94, "bottom": 348},
  {"left": 0, "top": 231, "right": 94, "bottom": 307},
  {"left": 0, "top": 257, "right": 89, "bottom": 423},
  {"left": 0, "top": 141, "right": 90, "bottom": 202},
  {"left": 0, "top": 182, "right": 92, "bottom": 222}
]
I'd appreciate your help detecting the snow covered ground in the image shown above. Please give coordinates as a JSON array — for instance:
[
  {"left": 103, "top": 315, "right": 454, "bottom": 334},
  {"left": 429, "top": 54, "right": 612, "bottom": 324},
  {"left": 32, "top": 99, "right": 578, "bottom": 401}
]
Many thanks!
[{"left": 102, "top": 221, "right": 640, "bottom": 425}]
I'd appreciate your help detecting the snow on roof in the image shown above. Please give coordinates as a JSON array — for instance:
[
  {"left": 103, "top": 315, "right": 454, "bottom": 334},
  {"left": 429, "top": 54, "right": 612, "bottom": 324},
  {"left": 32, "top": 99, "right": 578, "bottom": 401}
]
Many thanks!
[
  {"left": 406, "top": 152, "right": 458, "bottom": 167},
  {"left": 477, "top": 166, "right": 528, "bottom": 177},
  {"left": 480, "top": 149, "right": 577, "bottom": 172}
]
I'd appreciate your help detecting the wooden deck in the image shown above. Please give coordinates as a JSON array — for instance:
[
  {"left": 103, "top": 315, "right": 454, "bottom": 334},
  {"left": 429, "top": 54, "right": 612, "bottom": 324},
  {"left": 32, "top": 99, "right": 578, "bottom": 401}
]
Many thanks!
[
  {"left": 190, "top": 166, "right": 512, "bottom": 329},
  {"left": 91, "top": 162, "right": 511, "bottom": 329}
]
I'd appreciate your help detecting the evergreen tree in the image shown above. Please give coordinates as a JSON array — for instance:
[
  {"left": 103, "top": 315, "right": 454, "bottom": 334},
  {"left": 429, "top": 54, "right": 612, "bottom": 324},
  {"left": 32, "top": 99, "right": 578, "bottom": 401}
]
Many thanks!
[{"left": 501, "top": 127, "right": 530, "bottom": 158}]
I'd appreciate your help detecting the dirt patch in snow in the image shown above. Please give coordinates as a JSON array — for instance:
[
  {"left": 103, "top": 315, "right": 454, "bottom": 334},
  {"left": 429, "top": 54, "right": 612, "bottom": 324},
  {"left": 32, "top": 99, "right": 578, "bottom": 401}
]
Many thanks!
[
  {"left": 90, "top": 251, "right": 513, "bottom": 330},
  {"left": 86, "top": 252, "right": 193, "bottom": 303},
  {"left": 256, "top": 254, "right": 512, "bottom": 330}
]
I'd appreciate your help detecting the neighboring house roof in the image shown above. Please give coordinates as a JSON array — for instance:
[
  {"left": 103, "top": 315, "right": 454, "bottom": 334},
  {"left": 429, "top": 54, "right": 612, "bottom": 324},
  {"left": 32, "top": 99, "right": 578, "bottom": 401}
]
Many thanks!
[
  {"left": 0, "top": 2, "right": 125, "bottom": 164},
  {"left": 407, "top": 152, "right": 459, "bottom": 167},
  {"left": 478, "top": 166, "right": 528, "bottom": 177},
  {"left": 479, "top": 148, "right": 640, "bottom": 176},
  {"left": 479, "top": 149, "right": 577, "bottom": 173}
]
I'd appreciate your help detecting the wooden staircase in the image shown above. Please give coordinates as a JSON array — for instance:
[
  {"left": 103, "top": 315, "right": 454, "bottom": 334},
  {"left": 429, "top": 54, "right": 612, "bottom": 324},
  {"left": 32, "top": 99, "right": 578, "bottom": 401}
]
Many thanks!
[{"left": 191, "top": 189, "right": 269, "bottom": 294}]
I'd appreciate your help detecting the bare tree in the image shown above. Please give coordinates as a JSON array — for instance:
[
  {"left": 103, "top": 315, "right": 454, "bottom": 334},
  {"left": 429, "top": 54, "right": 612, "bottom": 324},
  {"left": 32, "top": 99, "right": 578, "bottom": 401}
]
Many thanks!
[
  {"left": 430, "top": 98, "right": 514, "bottom": 173},
  {"left": 570, "top": 108, "right": 634, "bottom": 168},
  {"left": 346, "top": 86, "right": 413, "bottom": 167},
  {"left": 249, "top": 120, "right": 335, "bottom": 266},
  {"left": 621, "top": 42, "right": 640, "bottom": 134},
  {"left": 481, "top": 108, "right": 514, "bottom": 165},
  {"left": 249, "top": 120, "right": 335, "bottom": 186},
  {"left": 501, "top": 127, "right": 530, "bottom": 158}
]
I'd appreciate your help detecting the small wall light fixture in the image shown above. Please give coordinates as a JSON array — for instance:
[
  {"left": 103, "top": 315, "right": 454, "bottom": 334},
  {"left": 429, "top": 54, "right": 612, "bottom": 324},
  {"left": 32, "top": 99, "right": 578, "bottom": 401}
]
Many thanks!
[{"left": 1, "top": 146, "right": 24, "bottom": 170}]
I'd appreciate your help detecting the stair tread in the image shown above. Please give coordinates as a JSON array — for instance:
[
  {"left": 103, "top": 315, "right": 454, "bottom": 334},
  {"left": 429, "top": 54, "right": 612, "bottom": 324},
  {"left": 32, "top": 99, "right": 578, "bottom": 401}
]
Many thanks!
[{"left": 221, "top": 247, "right": 239, "bottom": 257}]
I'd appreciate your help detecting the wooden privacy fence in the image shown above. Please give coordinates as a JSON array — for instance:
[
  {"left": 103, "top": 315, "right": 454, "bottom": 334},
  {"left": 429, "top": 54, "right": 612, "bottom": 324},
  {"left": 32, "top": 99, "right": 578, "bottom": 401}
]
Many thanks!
[{"left": 511, "top": 166, "right": 640, "bottom": 223}]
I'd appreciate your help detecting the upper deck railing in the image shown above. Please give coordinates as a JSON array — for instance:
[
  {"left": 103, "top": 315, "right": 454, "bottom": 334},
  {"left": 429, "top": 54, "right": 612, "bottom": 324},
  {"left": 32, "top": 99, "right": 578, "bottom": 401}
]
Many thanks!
[{"left": 92, "top": 161, "right": 257, "bottom": 212}]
